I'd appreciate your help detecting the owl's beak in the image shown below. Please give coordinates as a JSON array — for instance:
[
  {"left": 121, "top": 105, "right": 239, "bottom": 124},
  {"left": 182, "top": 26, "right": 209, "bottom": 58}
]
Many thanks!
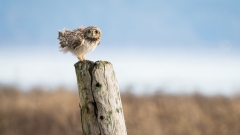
[{"left": 90, "top": 32, "right": 94, "bottom": 37}]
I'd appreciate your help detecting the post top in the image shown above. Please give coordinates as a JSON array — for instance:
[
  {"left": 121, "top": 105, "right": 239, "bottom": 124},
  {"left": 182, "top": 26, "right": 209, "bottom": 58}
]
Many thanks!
[{"left": 74, "top": 60, "right": 112, "bottom": 68}]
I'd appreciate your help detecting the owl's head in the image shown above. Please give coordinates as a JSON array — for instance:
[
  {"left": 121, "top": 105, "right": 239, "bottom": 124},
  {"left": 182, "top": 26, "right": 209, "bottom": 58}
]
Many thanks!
[{"left": 84, "top": 26, "right": 102, "bottom": 40}]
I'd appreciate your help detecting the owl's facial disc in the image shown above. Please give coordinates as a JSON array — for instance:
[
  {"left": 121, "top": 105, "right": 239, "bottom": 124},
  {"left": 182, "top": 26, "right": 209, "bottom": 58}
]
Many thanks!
[
  {"left": 85, "top": 26, "right": 102, "bottom": 40},
  {"left": 88, "top": 29, "right": 100, "bottom": 39}
]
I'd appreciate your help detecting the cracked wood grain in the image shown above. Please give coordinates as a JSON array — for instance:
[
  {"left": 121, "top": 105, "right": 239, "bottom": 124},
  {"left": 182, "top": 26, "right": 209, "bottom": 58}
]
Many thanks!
[{"left": 75, "top": 60, "right": 127, "bottom": 135}]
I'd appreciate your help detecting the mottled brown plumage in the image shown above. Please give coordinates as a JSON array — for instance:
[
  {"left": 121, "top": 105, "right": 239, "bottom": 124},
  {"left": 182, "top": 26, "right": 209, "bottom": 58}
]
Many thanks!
[{"left": 58, "top": 26, "right": 102, "bottom": 61}]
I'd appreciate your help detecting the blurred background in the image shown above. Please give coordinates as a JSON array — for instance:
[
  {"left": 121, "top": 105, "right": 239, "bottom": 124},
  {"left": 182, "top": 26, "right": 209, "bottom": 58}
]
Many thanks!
[{"left": 1, "top": 0, "right": 240, "bottom": 135}]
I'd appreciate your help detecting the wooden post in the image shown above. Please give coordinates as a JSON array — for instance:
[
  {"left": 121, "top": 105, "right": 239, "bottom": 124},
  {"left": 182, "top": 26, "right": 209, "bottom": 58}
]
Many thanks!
[{"left": 74, "top": 60, "right": 127, "bottom": 135}]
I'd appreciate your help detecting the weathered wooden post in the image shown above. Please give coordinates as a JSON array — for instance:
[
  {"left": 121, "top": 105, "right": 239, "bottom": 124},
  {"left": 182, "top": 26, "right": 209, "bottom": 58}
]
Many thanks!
[{"left": 74, "top": 60, "right": 127, "bottom": 135}]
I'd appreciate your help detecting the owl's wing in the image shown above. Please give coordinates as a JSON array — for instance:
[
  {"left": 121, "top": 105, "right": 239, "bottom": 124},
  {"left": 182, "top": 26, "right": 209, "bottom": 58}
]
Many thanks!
[
  {"left": 67, "top": 35, "right": 84, "bottom": 50},
  {"left": 58, "top": 28, "right": 85, "bottom": 50},
  {"left": 58, "top": 31, "right": 67, "bottom": 48}
]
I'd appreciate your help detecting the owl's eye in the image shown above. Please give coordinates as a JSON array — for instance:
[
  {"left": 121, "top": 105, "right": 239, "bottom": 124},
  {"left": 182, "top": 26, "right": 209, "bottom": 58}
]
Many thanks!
[
  {"left": 88, "top": 30, "right": 91, "bottom": 34},
  {"left": 94, "top": 30, "right": 98, "bottom": 34}
]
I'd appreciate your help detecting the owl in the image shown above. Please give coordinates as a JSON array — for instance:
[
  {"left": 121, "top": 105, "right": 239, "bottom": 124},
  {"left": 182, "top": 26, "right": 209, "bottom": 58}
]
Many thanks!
[{"left": 58, "top": 26, "right": 102, "bottom": 61}]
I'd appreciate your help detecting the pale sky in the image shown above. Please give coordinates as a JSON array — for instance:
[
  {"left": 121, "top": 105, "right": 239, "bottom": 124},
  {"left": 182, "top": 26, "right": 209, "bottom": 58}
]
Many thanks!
[{"left": 0, "top": 0, "right": 240, "bottom": 95}]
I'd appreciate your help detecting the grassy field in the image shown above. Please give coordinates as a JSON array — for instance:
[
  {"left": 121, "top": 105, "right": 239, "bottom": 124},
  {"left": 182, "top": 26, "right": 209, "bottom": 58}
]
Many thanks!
[{"left": 1, "top": 86, "right": 240, "bottom": 135}]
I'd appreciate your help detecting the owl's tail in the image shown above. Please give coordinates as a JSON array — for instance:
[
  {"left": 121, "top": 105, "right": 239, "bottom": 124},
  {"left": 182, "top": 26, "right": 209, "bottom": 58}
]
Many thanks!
[{"left": 59, "top": 47, "right": 70, "bottom": 54}]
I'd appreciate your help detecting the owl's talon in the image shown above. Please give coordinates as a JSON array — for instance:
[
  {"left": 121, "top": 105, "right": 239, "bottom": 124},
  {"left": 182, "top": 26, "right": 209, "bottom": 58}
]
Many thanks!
[
  {"left": 83, "top": 55, "right": 86, "bottom": 61},
  {"left": 78, "top": 56, "right": 84, "bottom": 61}
]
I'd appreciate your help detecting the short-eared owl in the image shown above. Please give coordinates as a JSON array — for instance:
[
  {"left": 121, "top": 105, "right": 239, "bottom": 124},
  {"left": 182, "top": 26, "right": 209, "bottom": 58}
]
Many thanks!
[{"left": 58, "top": 26, "right": 102, "bottom": 61}]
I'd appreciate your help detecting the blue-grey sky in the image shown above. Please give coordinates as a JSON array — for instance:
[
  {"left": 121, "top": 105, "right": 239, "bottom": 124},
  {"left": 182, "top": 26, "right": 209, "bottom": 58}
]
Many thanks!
[
  {"left": 0, "top": 0, "right": 240, "bottom": 95},
  {"left": 1, "top": 0, "right": 240, "bottom": 47}
]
